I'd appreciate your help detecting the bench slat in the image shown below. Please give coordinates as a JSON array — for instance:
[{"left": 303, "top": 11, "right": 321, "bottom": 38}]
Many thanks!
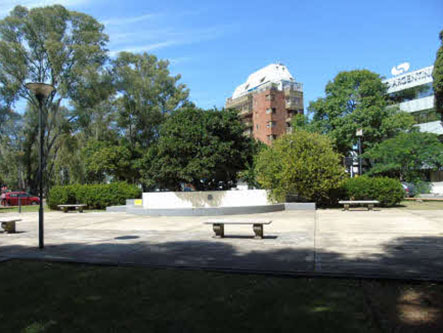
[
  {"left": 204, "top": 219, "right": 272, "bottom": 225},
  {"left": 339, "top": 201, "right": 379, "bottom": 204}
]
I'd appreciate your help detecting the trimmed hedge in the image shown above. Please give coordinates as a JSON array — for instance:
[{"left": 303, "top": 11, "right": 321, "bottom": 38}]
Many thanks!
[
  {"left": 342, "top": 176, "right": 404, "bottom": 207},
  {"left": 48, "top": 183, "right": 141, "bottom": 210}
]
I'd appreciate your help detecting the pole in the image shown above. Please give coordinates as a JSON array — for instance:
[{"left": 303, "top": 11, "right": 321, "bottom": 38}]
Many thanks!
[
  {"left": 38, "top": 95, "right": 44, "bottom": 249},
  {"left": 358, "top": 137, "right": 362, "bottom": 176}
]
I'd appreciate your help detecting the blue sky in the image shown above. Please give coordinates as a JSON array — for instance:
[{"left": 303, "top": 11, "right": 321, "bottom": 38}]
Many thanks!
[{"left": 1, "top": 0, "right": 442, "bottom": 110}]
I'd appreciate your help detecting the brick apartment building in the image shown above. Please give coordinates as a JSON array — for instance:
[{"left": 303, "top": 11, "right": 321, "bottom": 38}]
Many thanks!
[{"left": 226, "top": 63, "right": 304, "bottom": 145}]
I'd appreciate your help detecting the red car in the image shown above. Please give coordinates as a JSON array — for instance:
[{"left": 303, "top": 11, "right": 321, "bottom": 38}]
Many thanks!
[{"left": 4, "top": 192, "right": 40, "bottom": 206}]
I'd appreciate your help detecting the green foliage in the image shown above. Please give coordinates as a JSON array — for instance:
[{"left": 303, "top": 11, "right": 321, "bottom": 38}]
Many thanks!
[
  {"left": 364, "top": 132, "right": 443, "bottom": 182},
  {"left": 433, "top": 30, "right": 443, "bottom": 115},
  {"left": 82, "top": 140, "right": 135, "bottom": 183},
  {"left": 255, "top": 129, "right": 346, "bottom": 204},
  {"left": 308, "top": 70, "right": 415, "bottom": 155},
  {"left": 48, "top": 182, "right": 141, "bottom": 210},
  {"left": 0, "top": 5, "right": 109, "bottom": 194},
  {"left": 237, "top": 140, "right": 268, "bottom": 188},
  {"left": 113, "top": 52, "right": 189, "bottom": 149},
  {"left": 141, "top": 106, "right": 254, "bottom": 190},
  {"left": 342, "top": 176, "right": 404, "bottom": 207}
]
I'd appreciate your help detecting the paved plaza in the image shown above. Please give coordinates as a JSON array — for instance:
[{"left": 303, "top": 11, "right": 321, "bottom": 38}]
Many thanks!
[{"left": 1, "top": 209, "right": 442, "bottom": 280}]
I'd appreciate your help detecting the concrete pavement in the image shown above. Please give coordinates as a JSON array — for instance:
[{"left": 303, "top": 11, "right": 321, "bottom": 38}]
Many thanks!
[{"left": 0, "top": 208, "right": 442, "bottom": 280}]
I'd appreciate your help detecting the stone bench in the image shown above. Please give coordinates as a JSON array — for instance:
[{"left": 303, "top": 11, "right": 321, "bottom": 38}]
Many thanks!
[
  {"left": 58, "top": 204, "right": 87, "bottom": 213},
  {"left": 339, "top": 200, "right": 380, "bottom": 211},
  {"left": 0, "top": 218, "right": 22, "bottom": 233},
  {"left": 204, "top": 219, "right": 272, "bottom": 239}
]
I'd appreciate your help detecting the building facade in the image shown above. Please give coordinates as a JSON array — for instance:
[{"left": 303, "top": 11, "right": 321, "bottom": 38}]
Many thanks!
[
  {"left": 384, "top": 65, "right": 443, "bottom": 189},
  {"left": 383, "top": 65, "right": 443, "bottom": 137},
  {"left": 226, "top": 63, "right": 303, "bottom": 145}
]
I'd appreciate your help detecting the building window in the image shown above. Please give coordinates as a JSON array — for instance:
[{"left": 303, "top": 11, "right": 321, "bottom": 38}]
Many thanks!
[
  {"left": 266, "top": 108, "right": 276, "bottom": 114},
  {"left": 256, "top": 124, "right": 259, "bottom": 130},
  {"left": 272, "top": 108, "right": 276, "bottom": 114},
  {"left": 266, "top": 121, "right": 276, "bottom": 128},
  {"left": 266, "top": 94, "right": 275, "bottom": 101}
]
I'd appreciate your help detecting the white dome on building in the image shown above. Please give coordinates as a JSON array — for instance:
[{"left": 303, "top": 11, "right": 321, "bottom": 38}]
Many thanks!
[{"left": 232, "top": 63, "right": 295, "bottom": 99}]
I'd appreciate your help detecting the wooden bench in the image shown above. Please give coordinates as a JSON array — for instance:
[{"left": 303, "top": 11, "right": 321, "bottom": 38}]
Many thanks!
[
  {"left": 58, "top": 204, "right": 87, "bottom": 213},
  {"left": 339, "top": 200, "right": 379, "bottom": 211},
  {"left": 204, "top": 219, "right": 272, "bottom": 239},
  {"left": 0, "top": 218, "right": 21, "bottom": 233}
]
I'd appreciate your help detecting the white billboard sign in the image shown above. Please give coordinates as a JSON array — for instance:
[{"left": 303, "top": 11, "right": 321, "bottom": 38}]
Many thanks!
[{"left": 384, "top": 66, "right": 433, "bottom": 93}]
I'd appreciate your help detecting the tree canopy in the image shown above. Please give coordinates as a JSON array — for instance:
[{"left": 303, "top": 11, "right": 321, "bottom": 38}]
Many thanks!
[
  {"left": 140, "top": 107, "right": 255, "bottom": 191},
  {"left": 0, "top": 5, "right": 109, "bottom": 192},
  {"left": 308, "top": 70, "right": 415, "bottom": 155},
  {"left": 433, "top": 30, "right": 443, "bottom": 117},
  {"left": 364, "top": 131, "right": 443, "bottom": 182}
]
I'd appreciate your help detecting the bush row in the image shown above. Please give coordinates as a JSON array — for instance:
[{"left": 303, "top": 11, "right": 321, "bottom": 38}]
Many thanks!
[
  {"left": 341, "top": 176, "right": 404, "bottom": 207},
  {"left": 48, "top": 182, "right": 141, "bottom": 210}
]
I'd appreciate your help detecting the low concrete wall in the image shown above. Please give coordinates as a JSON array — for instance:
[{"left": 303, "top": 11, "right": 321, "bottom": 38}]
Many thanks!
[
  {"left": 284, "top": 203, "right": 316, "bottom": 210},
  {"left": 431, "top": 182, "right": 443, "bottom": 195},
  {"left": 142, "top": 190, "right": 269, "bottom": 209},
  {"left": 126, "top": 204, "right": 285, "bottom": 216}
]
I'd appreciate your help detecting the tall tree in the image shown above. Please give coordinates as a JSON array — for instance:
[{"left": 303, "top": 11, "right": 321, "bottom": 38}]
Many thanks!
[
  {"left": 112, "top": 52, "right": 189, "bottom": 149},
  {"left": 141, "top": 107, "right": 254, "bottom": 191},
  {"left": 433, "top": 30, "right": 443, "bottom": 119},
  {"left": 308, "top": 70, "right": 415, "bottom": 155},
  {"left": 0, "top": 5, "right": 108, "bottom": 192}
]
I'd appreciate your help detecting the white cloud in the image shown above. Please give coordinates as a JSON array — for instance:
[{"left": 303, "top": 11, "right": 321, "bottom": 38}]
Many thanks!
[
  {"left": 102, "top": 13, "right": 159, "bottom": 26},
  {"left": 108, "top": 24, "right": 233, "bottom": 56},
  {"left": 109, "top": 41, "right": 178, "bottom": 57},
  {"left": 0, "top": 0, "right": 88, "bottom": 17}
]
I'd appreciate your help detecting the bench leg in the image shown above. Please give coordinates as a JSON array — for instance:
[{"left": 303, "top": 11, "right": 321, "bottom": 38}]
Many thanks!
[
  {"left": 253, "top": 224, "right": 263, "bottom": 239},
  {"left": 1, "top": 222, "right": 16, "bottom": 233},
  {"left": 368, "top": 204, "right": 374, "bottom": 211},
  {"left": 343, "top": 204, "right": 349, "bottom": 211},
  {"left": 63, "top": 207, "right": 68, "bottom": 213},
  {"left": 213, "top": 224, "right": 224, "bottom": 238},
  {"left": 79, "top": 207, "right": 84, "bottom": 213}
]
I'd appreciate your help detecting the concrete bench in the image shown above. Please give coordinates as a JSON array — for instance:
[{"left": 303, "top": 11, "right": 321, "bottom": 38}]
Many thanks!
[
  {"left": 58, "top": 204, "right": 87, "bottom": 213},
  {"left": 204, "top": 219, "right": 272, "bottom": 239},
  {"left": 339, "top": 200, "right": 380, "bottom": 211},
  {"left": 0, "top": 218, "right": 21, "bottom": 233}
]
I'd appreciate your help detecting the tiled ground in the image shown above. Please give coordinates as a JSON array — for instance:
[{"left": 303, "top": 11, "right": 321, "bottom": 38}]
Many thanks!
[{"left": 1, "top": 208, "right": 442, "bottom": 280}]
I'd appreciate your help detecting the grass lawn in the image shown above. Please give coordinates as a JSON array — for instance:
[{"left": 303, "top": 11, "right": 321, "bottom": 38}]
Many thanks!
[
  {"left": 0, "top": 261, "right": 442, "bottom": 332},
  {"left": 396, "top": 200, "right": 443, "bottom": 210},
  {"left": 0, "top": 204, "right": 49, "bottom": 214},
  {"left": 0, "top": 205, "right": 104, "bottom": 214}
]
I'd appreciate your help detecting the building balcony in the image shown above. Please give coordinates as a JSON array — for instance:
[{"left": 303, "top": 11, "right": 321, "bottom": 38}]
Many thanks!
[
  {"left": 239, "top": 108, "right": 252, "bottom": 117},
  {"left": 285, "top": 100, "right": 303, "bottom": 110},
  {"left": 398, "top": 96, "right": 434, "bottom": 113}
]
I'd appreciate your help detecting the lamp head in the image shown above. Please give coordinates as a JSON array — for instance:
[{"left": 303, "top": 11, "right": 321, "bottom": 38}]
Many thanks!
[{"left": 25, "top": 82, "right": 55, "bottom": 99}]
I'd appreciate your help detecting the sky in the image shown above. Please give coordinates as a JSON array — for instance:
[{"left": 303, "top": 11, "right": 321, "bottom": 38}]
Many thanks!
[{"left": 0, "top": 0, "right": 442, "bottom": 110}]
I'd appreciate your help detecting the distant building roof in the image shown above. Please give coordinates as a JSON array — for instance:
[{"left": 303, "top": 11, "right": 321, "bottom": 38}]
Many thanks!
[{"left": 232, "top": 63, "right": 295, "bottom": 99}]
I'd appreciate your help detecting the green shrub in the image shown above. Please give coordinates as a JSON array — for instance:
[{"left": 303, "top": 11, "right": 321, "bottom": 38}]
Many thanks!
[
  {"left": 48, "top": 182, "right": 141, "bottom": 210},
  {"left": 342, "top": 176, "right": 404, "bottom": 207}
]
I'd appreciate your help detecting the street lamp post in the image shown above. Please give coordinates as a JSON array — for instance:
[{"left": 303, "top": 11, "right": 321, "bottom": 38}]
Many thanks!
[
  {"left": 25, "top": 83, "right": 55, "bottom": 249},
  {"left": 356, "top": 128, "right": 363, "bottom": 176}
]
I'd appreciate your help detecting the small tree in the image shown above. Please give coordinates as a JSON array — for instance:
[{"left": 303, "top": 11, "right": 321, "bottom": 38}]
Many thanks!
[
  {"left": 255, "top": 129, "right": 346, "bottom": 204},
  {"left": 364, "top": 131, "right": 443, "bottom": 182}
]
